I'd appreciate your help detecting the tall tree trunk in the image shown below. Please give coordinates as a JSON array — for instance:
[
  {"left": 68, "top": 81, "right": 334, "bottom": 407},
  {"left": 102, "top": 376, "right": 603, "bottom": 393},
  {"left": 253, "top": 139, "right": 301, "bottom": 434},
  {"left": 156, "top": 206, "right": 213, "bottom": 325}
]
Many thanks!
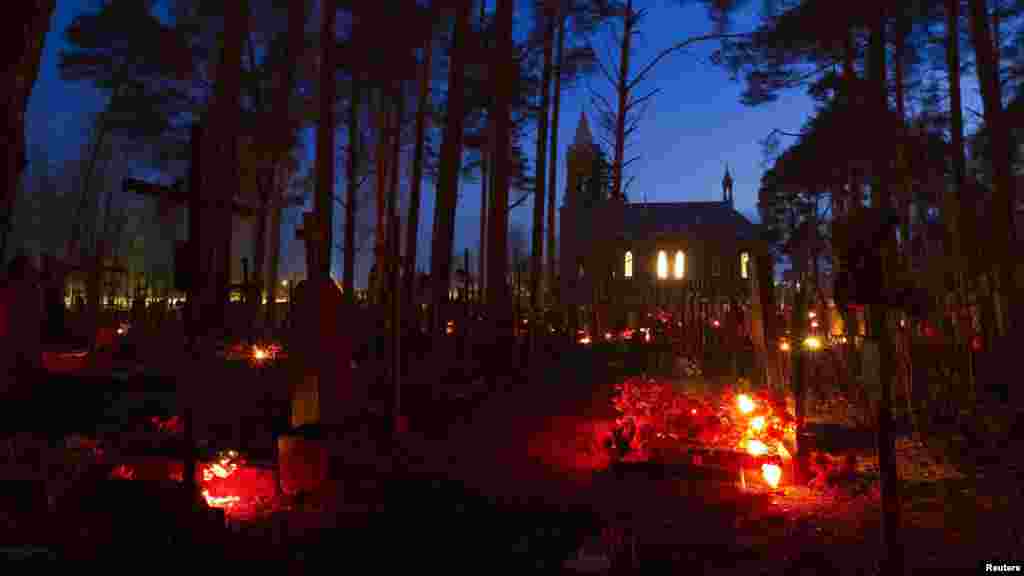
[
  {"left": 547, "top": 12, "right": 565, "bottom": 308},
  {"left": 487, "top": 0, "right": 515, "bottom": 351},
  {"left": 945, "top": 0, "right": 975, "bottom": 414},
  {"left": 431, "top": 2, "right": 472, "bottom": 335},
  {"left": 70, "top": 102, "right": 113, "bottom": 264},
  {"left": 197, "top": 0, "right": 247, "bottom": 339},
  {"left": 265, "top": 0, "right": 307, "bottom": 328},
  {"left": 893, "top": 16, "right": 911, "bottom": 269},
  {"left": 374, "top": 90, "right": 390, "bottom": 305},
  {"left": 530, "top": 4, "right": 555, "bottom": 351},
  {"left": 967, "top": 0, "right": 1017, "bottom": 338},
  {"left": 839, "top": 28, "right": 860, "bottom": 391},
  {"left": 345, "top": 78, "right": 360, "bottom": 301},
  {"left": 3, "top": 1, "right": 55, "bottom": 260},
  {"left": 266, "top": 167, "right": 284, "bottom": 328},
  {"left": 479, "top": 141, "right": 488, "bottom": 303},
  {"left": 387, "top": 83, "right": 405, "bottom": 312},
  {"left": 315, "top": 0, "right": 336, "bottom": 280},
  {"left": 404, "top": 28, "right": 433, "bottom": 311},
  {"left": 867, "top": 12, "right": 904, "bottom": 575},
  {"left": 477, "top": 0, "right": 489, "bottom": 306},
  {"left": 247, "top": 31, "right": 269, "bottom": 333},
  {"left": 611, "top": 0, "right": 634, "bottom": 200}
]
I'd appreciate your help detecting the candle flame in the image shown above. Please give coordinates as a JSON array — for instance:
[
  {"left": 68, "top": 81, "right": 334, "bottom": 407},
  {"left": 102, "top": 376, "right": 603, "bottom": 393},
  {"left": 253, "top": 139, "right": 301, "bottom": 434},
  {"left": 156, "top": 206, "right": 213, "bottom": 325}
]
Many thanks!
[
  {"left": 761, "top": 463, "right": 782, "bottom": 488},
  {"left": 737, "top": 394, "right": 755, "bottom": 414}
]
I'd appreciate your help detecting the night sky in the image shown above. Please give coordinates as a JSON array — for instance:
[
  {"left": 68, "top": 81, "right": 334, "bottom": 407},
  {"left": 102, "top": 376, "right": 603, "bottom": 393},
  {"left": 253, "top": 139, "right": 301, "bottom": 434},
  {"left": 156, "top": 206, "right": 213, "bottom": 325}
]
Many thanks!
[{"left": 28, "top": 1, "right": 821, "bottom": 288}]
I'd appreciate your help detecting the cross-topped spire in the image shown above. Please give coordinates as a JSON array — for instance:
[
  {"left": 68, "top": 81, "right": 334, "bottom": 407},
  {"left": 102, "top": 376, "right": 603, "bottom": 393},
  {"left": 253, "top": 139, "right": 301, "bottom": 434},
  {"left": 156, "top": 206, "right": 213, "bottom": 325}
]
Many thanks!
[{"left": 722, "top": 163, "right": 734, "bottom": 206}]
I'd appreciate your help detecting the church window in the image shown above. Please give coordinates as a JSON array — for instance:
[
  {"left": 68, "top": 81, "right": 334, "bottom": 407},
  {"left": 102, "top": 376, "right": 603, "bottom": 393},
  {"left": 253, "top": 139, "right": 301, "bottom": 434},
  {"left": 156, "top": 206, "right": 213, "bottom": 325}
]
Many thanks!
[
  {"left": 740, "top": 252, "right": 750, "bottom": 279},
  {"left": 712, "top": 255, "right": 721, "bottom": 277},
  {"left": 657, "top": 251, "right": 668, "bottom": 279},
  {"left": 674, "top": 250, "right": 685, "bottom": 279},
  {"left": 624, "top": 251, "right": 633, "bottom": 278}
]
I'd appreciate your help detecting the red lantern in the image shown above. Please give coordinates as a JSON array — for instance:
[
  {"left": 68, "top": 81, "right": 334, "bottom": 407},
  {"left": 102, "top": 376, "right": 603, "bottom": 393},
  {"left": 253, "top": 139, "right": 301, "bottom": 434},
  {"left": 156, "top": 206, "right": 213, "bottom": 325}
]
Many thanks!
[{"left": 971, "top": 335, "right": 983, "bottom": 352}]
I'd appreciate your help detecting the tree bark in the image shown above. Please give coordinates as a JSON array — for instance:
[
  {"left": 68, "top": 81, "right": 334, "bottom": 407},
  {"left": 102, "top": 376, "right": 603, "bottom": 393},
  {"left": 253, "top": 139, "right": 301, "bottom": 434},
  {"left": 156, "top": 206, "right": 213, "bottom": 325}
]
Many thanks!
[
  {"left": 487, "top": 0, "right": 515, "bottom": 353},
  {"left": 431, "top": 2, "right": 472, "bottom": 335},
  {"left": 967, "top": 0, "right": 1017, "bottom": 338},
  {"left": 3, "top": 1, "right": 55, "bottom": 260},
  {"left": 404, "top": 27, "right": 433, "bottom": 311},
  {"left": 547, "top": 12, "right": 565, "bottom": 308},
  {"left": 479, "top": 139, "right": 489, "bottom": 303},
  {"left": 315, "top": 0, "right": 336, "bottom": 280},
  {"left": 266, "top": 167, "right": 284, "bottom": 328},
  {"left": 611, "top": 0, "right": 634, "bottom": 201},
  {"left": 374, "top": 91, "right": 390, "bottom": 305},
  {"left": 945, "top": 0, "right": 975, "bottom": 413},
  {"left": 266, "top": 0, "right": 307, "bottom": 328},
  {"left": 530, "top": 4, "right": 555, "bottom": 351},
  {"left": 867, "top": 12, "right": 904, "bottom": 575},
  {"left": 387, "top": 83, "right": 405, "bottom": 311},
  {"left": 345, "top": 79, "right": 360, "bottom": 301},
  {"left": 197, "top": 0, "right": 246, "bottom": 339}
]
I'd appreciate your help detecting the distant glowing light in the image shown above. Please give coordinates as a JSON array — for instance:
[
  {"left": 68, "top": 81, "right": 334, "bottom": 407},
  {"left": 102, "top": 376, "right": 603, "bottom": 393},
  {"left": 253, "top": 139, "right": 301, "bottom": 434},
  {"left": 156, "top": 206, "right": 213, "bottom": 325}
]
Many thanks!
[
  {"left": 779, "top": 341, "right": 790, "bottom": 352},
  {"left": 657, "top": 251, "right": 668, "bottom": 279},
  {"left": 761, "top": 463, "right": 782, "bottom": 488},
  {"left": 750, "top": 416, "right": 765, "bottom": 432},
  {"left": 803, "top": 336, "right": 822, "bottom": 351},
  {"left": 712, "top": 319, "right": 721, "bottom": 328},
  {"left": 737, "top": 394, "right": 755, "bottom": 414},
  {"left": 810, "top": 320, "right": 819, "bottom": 329},
  {"left": 691, "top": 408, "right": 697, "bottom": 415},
  {"left": 746, "top": 439, "right": 768, "bottom": 456}
]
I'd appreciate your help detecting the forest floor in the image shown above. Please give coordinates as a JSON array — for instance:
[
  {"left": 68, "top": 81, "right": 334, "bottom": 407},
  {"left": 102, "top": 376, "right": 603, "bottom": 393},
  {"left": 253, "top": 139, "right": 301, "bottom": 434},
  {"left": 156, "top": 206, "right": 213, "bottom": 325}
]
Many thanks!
[{"left": 5, "top": 331, "right": 1022, "bottom": 571}]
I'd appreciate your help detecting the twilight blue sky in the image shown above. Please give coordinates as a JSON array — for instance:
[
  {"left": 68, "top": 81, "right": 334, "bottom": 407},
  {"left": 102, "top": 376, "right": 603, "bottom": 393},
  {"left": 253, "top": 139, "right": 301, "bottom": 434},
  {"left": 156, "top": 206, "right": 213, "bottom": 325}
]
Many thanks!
[{"left": 28, "top": 0, "right": 823, "bottom": 287}]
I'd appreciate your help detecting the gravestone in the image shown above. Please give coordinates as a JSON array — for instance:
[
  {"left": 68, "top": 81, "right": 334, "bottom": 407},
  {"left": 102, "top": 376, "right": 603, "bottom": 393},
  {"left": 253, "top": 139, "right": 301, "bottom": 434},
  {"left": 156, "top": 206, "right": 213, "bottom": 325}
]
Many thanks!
[{"left": 290, "top": 277, "right": 355, "bottom": 428}]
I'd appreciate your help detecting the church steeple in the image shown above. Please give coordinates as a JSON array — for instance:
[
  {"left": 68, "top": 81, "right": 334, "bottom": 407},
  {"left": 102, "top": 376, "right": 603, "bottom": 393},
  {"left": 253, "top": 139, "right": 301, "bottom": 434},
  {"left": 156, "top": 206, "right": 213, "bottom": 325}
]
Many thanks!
[
  {"left": 573, "top": 111, "right": 592, "bottom": 149},
  {"left": 722, "top": 163, "right": 734, "bottom": 207}
]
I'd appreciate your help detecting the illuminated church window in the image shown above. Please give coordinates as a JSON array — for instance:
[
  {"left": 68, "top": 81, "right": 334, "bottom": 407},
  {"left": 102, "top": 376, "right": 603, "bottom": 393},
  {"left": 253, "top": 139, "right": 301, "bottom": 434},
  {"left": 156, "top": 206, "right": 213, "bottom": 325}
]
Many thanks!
[
  {"left": 674, "top": 250, "right": 685, "bottom": 279},
  {"left": 657, "top": 250, "right": 668, "bottom": 279},
  {"left": 624, "top": 251, "right": 633, "bottom": 278}
]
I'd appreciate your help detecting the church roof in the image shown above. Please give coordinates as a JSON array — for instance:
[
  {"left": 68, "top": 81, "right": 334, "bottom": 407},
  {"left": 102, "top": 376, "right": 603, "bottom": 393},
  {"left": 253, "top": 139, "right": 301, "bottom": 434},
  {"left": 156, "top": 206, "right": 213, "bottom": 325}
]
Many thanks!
[{"left": 621, "top": 201, "right": 759, "bottom": 241}]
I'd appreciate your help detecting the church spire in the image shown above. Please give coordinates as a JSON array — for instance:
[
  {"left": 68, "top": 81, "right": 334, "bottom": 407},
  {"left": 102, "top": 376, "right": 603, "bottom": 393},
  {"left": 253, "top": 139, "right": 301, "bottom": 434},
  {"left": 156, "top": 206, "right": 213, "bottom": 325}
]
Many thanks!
[
  {"left": 722, "top": 163, "right": 734, "bottom": 207},
  {"left": 573, "top": 111, "right": 592, "bottom": 148}
]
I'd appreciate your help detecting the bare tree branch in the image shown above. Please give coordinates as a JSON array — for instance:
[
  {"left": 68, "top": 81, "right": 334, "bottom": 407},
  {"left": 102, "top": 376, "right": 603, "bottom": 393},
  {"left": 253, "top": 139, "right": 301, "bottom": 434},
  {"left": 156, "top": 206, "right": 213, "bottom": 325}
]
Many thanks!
[
  {"left": 767, "top": 127, "right": 804, "bottom": 138},
  {"left": 588, "top": 84, "right": 616, "bottom": 116},
  {"left": 626, "top": 87, "right": 660, "bottom": 111},
  {"left": 623, "top": 175, "right": 637, "bottom": 197},
  {"left": 507, "top": 190, "right": 534, "bottom": 212},
  {"left": 589, "top": 41, "right": 618, "bottom": 87},
  {"left": 628, "top": 32, "right": 752, "bottom": 92}
]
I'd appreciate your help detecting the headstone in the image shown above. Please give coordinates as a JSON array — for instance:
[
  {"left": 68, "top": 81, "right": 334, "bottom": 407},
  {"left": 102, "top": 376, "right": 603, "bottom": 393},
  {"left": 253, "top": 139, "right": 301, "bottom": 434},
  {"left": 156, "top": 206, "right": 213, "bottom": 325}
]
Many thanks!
[{"left": 290, "top": 277, "right": 354, "bottom": 429}]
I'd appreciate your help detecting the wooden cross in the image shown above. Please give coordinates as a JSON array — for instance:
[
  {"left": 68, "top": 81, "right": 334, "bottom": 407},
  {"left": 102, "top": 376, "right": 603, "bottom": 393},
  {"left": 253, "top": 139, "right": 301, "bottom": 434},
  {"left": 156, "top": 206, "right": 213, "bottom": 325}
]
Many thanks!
[
  {"left": 295, "top": 211, "right": 323, "bottom": 278},
  {"left": 122, "top": 178, "right": 257, "bottom": 219}
]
